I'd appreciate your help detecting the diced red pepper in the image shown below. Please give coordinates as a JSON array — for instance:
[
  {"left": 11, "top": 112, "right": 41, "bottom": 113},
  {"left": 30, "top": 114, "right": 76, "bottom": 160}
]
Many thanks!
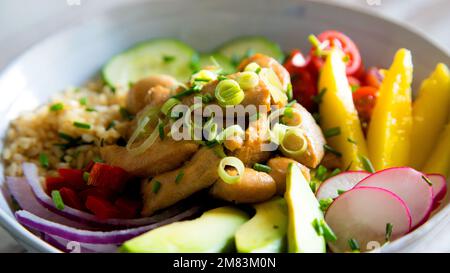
[
  {"left": 78, "top": 187, "right": 116, "bottom": 203},
  {"left": 364, "top": 67, "right": 384, "bottom": 88},
  {"left": 59, "top": 187, "right": 84, "bottom": 211},
  {"left": 85, "top": 196, "right": 121, "bottom": 219},
  {"left": 57, "top": 168, "right": 87, "bottom": 190},
  {"left": 347, "top": 76, "right": 361, "bottom": 91},
  {"left": 83, "top": 161, "right": 95, "bottom": 173},
  {"left": 115, "top": 197, "right": 141, "bottom": 219},
  {"left": 87, "top": 163, "right": 130, "bottom": 193},
  {"left": 45, "top": 177, "right": 68, "bottom": 195}
]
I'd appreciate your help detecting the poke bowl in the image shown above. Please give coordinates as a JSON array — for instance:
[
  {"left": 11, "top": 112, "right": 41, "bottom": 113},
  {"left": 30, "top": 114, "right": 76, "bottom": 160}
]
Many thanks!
[{"left": 0, "top": 0, "right": 449, "bottom": 253}]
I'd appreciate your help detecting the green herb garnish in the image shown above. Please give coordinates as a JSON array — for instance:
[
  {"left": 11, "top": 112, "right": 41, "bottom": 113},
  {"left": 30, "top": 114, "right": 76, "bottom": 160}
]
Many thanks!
[
  {"left": 79, "top": 97, "right": 87, "bottom": 106},
  {"left": 49, "top": 103, "right": 64, "bottom": 112},
  {"left": 163, "top": 55, "right": 175, "bottom": 63},
  {"left": 347, "top": 137, "right": 357, "bottom": 145},
  {"left": 315, "top": 165, "right": 328, "bottom": 181},
  {"left": 324, "top": 127, "right": 341, "bottom": 138},
  {"left": 337, "top": 189, "right": 346, "bottom": 195},
  {"left": 175, "top": 170, "right": 184, "bottom": 184},
  {"left": 86, "top": 107, "right": 96, "bottom": 112},
  {"left": 385, "top": 223, "right": 393, "bottom": 242},
  {"left": 421, "top": 175, "right": 433, "bottom": 186},
  {"left": 51, "top": 190, "right": 65, "bottom": 210},
  {"left": 286, "top": 83, "right": 293, "bottom": 102},
  {"left": 119, "top": 107, "right": 134, "bottom": 121},
  {"left": 73, "top": 121, "right": 91, "bottom": 130},
  {"left": 158, "top": 122, "right": 165, "bottom": 140},
  {"left": 319, "top": 198, "right": 333, "bottom": 212},
  {"left": 58, "top": 132, "right": 75, "bottom": 142},
  {"left": 320, "top": 219, "right": 337, "bottom": 242},
  {"left": 39, "top": 153, "right": 49, "bottom": 168},
  {"left": 359, "top": 154, "right": 375, "bottom": 173},
  {"left": 324, "top": 144, "right": 342, "bottom": 157},
  {"left": 152, "top": 181, "right": 161, "bottom": 194},
  {"left": 312, "top": 88, "right": 327, "bottom": 104},
  {"left": 83, "top": 172, "right": 90, "bottom": 182},
  {"left": 253, "top": 163, "right": 272, "bottom": 173},
  {"left": 348, "top": 238, "right": 360, "bottom": 252},
  {"left": 190, "top": 53, "right": 201, "bottom": 72}
]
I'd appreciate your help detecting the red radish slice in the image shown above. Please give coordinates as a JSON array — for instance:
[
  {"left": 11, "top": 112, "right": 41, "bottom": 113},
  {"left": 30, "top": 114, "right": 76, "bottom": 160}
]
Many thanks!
[
  {"left": 316, "top": 171, "right": 370, "bottom": 200},
  {"left": 355, "top": 167, "right": 433, "bottom": 229},
  {"left": 325, "top": 186, "right": 411, "bottom": 253},
  {"left": 427, "top": 174, "right": 447, "bottom": 203}
]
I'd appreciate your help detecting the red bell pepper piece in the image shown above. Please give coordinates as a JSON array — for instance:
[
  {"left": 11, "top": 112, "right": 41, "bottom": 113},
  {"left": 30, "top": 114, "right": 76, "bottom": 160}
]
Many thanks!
[
  {"left": 87, "top": 163, "right": 130, "bottom": 193},
  {"left": 57, "top": 168, "right": 87, "bottom": 190},
  {"left": 85, "top": 196, "right": 121, "bottom": 219},
  {"left": 115, "top": 197, "right": 141, "bottom": 219},
  {"left": 45, "top": 177, "right": 68, "bottom": 195},
  {"left": 78, "top": 187, "right": 116, "bottom": 203},
  {"left": 59, "top": 187, "right": 84, "bottom": 211}
]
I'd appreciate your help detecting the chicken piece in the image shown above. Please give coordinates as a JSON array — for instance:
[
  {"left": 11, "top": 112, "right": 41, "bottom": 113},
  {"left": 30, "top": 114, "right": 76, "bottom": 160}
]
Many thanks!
[
  {"left": 321, "top": 152, "right": 342, "bottom": 170},
  {"left": 210, "top": 168, "right": 276, "bottom": 203},
  {"left": 231, "top": 114, "right": 271, "bottom": 166},
  {"left": 282, "top": 103, "right": 325, "bottom": 168},
  {"left": 100, "top": 138, "right": 199, "bottom": 178},
  {"left": 223, "top": 135, "right": 244, "bottom": 152},
  {"left": 141, "top": 147, "right": 221, "bottom": 216},
  {"left": 238, "top": 53, "right": 291, "bottom": 91},
  {"left": 267, "top": 157, "right": 310, "bottom": 195},
  {"left": 127, "top": 75, "right": 177, "bottom": 114}
]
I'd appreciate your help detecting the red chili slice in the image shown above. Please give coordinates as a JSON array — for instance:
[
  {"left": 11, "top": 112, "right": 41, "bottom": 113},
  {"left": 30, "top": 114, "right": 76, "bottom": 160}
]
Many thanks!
[
  {"left": 57, "top": 168, "right": 87, "bottom": 190},
  {"left": 87, "top": 163, "right": 130, "bottom": 193},
  {"left": 309, "top": 30, "right": 363, "bottom": 77},
  {"left": 85, "top": 196, "right": 121, "bottom": 219},
  {"left": 59, "top": 187, "right": 84, "bottom": 211}
]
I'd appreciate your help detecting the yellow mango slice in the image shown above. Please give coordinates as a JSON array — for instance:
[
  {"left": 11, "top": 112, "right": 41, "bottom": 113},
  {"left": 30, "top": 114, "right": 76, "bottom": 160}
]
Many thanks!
[
  {"left": 318, "top": 49, "right": 369, "bottom": 170},
  {"left": 367, "top": 49, "right": 413, "bottom": 170},
  {"left": 422, "top": 123, "right": 450, "bottom": 177},
  {"left": 410, "top": 63, "right": 450, "bottom": 169}
]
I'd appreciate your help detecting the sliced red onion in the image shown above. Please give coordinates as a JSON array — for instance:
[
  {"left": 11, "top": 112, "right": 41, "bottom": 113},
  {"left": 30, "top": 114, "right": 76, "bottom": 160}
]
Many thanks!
[
  {"left": 22, "top": 163, "right": 187, "bottom": 227},
  {"left": 16, "top": 206, "right": 199, "bottom": 244},
  {"left": 6, "top": 177, "right": 92, "bottom": 230},
  {"left": 43, "top": 234, "right": 118, "bottom": 253}
]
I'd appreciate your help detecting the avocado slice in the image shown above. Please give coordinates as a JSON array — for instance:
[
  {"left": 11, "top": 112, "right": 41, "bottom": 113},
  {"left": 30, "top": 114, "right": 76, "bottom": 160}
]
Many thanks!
[
  {"left": 235, "top": 197, "right": 288, "bottom": 253},
  {"left": 120, "top": 207, "right": 248, "bottom": 253},
  {"left": 285, "top": 163, "right": 326, "bottom": 253}
]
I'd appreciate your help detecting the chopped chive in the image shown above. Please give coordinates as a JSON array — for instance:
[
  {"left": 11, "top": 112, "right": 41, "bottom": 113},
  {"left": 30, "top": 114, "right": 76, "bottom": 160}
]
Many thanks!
[
  {"left": 51, "top": 190, "right": 65, "bottom": 210},
  {"left": 86, "top": 107, "right": 96, "bottom": 112},
  {"left": 190, "top": 53, "right": 201, "bottom": 72},
  {"left": 79, "top": 97, "right": 87, "bottom": 106},
  {"left": 312, "top": 88, "right": 327, "bottom": 104},
  {"left": 337, "top": 189, "right": 346, "bottom": 195},
  {"left": 175, "top": 170, "right": 184, "bottom": 184},
  {"left": 359, "top": 154, "right": 375, "bottom": 173},
  {"left": 421, "top": 175, "right": 432, "bottom": 186},
  {"left": 83, "top": 172, "right": 90, "bottom": 182},
  {"left": 345, "top": 161, "right": 353, "bottom": 171},
  {"left": 347, "top": 137, "right": 357, "bottom": 145},
  {"left": 172, "top": 89, "right": 195, "bottom": 99},
  {"left": 217, "top": 75, "right": 227, "bottom": 81},
  {"left": 286, "top": 99, "right": 297, "bottom": 108},
  {"left": 342, "top": 54, "right": 350, "bottom": 63},
  {"left": 273, "top": 225, "right": 279, "bottom": 229},
  {"left": 312, "top": 112, "right": 321, "bottom": 124},
  {"left": 119, "top": 107, "right": 134, "bottom": 121},
  {"left": 309, "top": 180, "right": 319, "bottom": 193},
  {"left": 73, "top": 121, "right": 91, "bottom": 130},
  {"left": 212, "top": 145, "right": 227, "bottom": 158},
  {"left": 253, "top": 163, "right": 272, "bottom": 173},
  {"left": 106, "top": 121, "right": 116, "bottom": 130},
  {"left": 152, "top": 181, "right": 161, "bottom": 194},
  {"left": 244, "top": 48, "right": 255, "bottom": 59},
  {"left": 324, "top": 127, "right": 341, "bottom": 138},
  {"left": 329, "top": 168, "right": 341, "bottom": 178},
  {"left": 324, "top": 144, "right": 342, "bottom": 157},
  {"left": 311, "top": 218, "right": 323, "bottom": 236},
  {"left": 93, "top": 156, "right": 104, "bottom": 163},
  {"left": 49, "top": 103, "right": 64, "bottom": 112},
  {"left": 198, "top": 94, "right": 213, "bottom": 104},
  {"left": 128, "top": 82, "right": 135, "bottom": 89},
  {"left": 385, "top": 223, "right": 393, "bottom": 242},
  {"left": 286, "top": 83, "right": 293, "bottom": 101},
  {"left": 320, "top": 219, "right": 337, "bottom": 242},
  {"left": 163, "top": 55, "right": 175, "bottom": 63},
  {"left": 194, "top": 78, "right": 211, "bottom": 83},
  {"left": 319, "top": 198, "right": 333, "bottom": 212},
  {"left": 351, "top": 84, "right": 360, "bottom": 93},
  {"left": 58, "top": 132, "right": 74, "bottom": 142},
  {"left": 39, "top": 153, "right": 49, "bottom": 169},
  {"left": 255, "top": 67, "right": 262, "bottom": 74},
  {"left": 283, "top": 107, "right": 294, "bottom": 119},
  {"left": 158, "top": 122, "right": 165, "bottom": 140},
  {"left": 348, "top": 238, "right": 360, "bottom": 252},
  {"left": 315, "top": 165, "right": 328, "bottom": 181}
]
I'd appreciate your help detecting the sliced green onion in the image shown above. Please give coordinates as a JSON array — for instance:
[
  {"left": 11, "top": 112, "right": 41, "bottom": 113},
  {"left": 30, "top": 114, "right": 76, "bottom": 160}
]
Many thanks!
[
  {"left": 319, "top": 198, "right": 333, "bottom": 212},
  {"left": 93, "top": 157, "right": 103, "bottom": 163},
  {"left": 324, "top": 144, "right": 342, "bottom": 157},
  {"left": 39, "top": 153, "right": 49, "bottom": 169},
  {"left": 106, "top": 121, "right": 116, "bottom": 130},
  {"left": 312, "top": 112, "right": 321, "bottom": 124},
  {"left": 215, "top": 79, "right": 245, "bottom": 106},
  {"left": 51, "top": 190, "right": 65, "bottom": 210},
  {"left": 259, "top": 68, "right": 287, "bottom": 104},
  {"left": 83, "top": 172, "right": 90, "bottom": 182},
  {"left": 197, "top": 94, "right": 214, "bottom": 104},
  {"left": 244, "top": 62, "right": 261, "bottom": 73},
  {"left": 216, "top": 125, "right": 245, "bottom": 144},
  {"left": 270, "top": 123, "right": 288, "bottom": 145},
  {"left": 359, "top": 154, "right": 375, "bottom": 173},
  {"left": 49, "top": 103, "right": 64, "bottom": 112},
  {"left": 280, "top": 128, "right": 308, "bottom": 157},
  {"left": 79, "top": 97, "right": 87, "bottom": 106},
  {"left": 324, "top": 127, "right": 341, "bottom": 138},
  {"left": 152, "top": 181, "right": 161, "bottom": 194},
  {"left": 190, "top": 69, "right": 217, "bottom": 85},
  {"left": 421, "top": 175, "right": 433, "bottom": 186},
  {"left": 73, "top": 121, "right": 91, "bottom": 130},
  {"left": 203, "top": 118, "right": 218, "bottom": 141},
  {"left": 213, "top": 145, "right": 227, "bottom": 159},
  {"left": 286, "top": 83, "right": 293, "bottom": 101},
  {"left": 286, "top": 99, "right": 297, "bottom": 108},
  {"left": 284, "top": 107, "right": 294, "bottom": 118},
  {"left": 58, "top": 132, "right": 75, "bottom": 142},
  {"left": 315, "top": 165, "right": 328, "bottom": 181},
  {"left": 161, "top": 98, "right": 181, "bottom": 116},
  {"left": 320, "top": 219, "right": 337, "bottom": 242},
  {"left": 163, "top": 55, "right": 175, "bottom": 63},
  {"left": 175, "top": 170, "right": 184, "bottom": 184},
  {"left": 217, "top": 75, "right": 227, "bottom": 81},
  {"left": 329, "top": 168, "right": 341, "bottom": 178},
  {"left": 190, "top": 53, "right": 201, "bottom": 72},
  {"left": 253, "top": 163, "right": 272, "bottom": 173},
  {"left": 312, "top": 88, "right": 327, "bottom": 104},
  {"left": 385, "top": 223, "right": 393, "bottom": 242},
  {"left": 337, "top": 189, "right": 346, "bottom": 195},
  {"left": 158, "top": 122, "right": 165, "bottom": 140},
  {"left": 347, "top": 137, "right": 357, "bottom": 145},
  {"left": 311, "top": 218, "right": 323, "bottom": 236},
  {"left": 120, "top": 107, "right": 134, "bottom": 121},
  {"left": 218, "top": 156, "right": 245, "bottom": 184},
  {"left": 86, "top": 107, "right": 96, "bottom": 112},
  {"left": 348, "top": 238, "right": 360, "bottom": 252},
  {"left": 269, "top": 107, "right": 302, "bottom": 129},
  {"left": 236, "top": 71, "right": 259, "bottom": 90},
  {"left": 126, "top": 118, "right": 161, "bottom": 156}
]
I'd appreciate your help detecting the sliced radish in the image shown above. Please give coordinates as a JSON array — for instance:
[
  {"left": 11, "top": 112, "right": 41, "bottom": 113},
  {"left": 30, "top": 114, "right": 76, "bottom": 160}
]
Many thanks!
[
  {"left": 316, "top": 171, "right": 370, "bottom": 200},
  {"left": 325, "top": 186, "right": 411, "bottom": 253},
  {"left": 427, "top": 174, "right": 447, "bottom": 203},
  {"left": 355, "top": 167, "right": 433, "bottom": 229}
]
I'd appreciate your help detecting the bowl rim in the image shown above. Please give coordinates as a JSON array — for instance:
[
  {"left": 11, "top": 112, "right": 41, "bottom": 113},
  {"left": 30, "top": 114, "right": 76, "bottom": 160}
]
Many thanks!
[{"left": 0, "top": 0, "right": 448, "bottom": 253}]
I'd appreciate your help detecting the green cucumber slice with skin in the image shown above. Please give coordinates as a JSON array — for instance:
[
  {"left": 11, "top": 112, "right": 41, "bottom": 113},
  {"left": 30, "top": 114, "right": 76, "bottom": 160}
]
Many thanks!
[
  {"left": 102, "top": 39, "right": 197, "bottom": 88},
  {"left": 217, "top": 36, "right": 285, "bottom": 65},
  {"left": 199, "top": 53, "right": 236, "bottom": 74}
]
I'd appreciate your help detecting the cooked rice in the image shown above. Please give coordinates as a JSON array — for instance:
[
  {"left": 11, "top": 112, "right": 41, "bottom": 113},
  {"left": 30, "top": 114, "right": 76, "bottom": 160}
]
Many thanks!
[{"left": 2, "top": 81, "right": 129, "bottom": 178}]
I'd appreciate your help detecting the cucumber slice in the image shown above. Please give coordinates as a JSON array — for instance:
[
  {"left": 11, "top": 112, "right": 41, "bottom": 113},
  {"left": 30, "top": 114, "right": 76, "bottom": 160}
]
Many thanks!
[
  {"left": 199, "top": 53, "right": 235, "bottom": 74},
  {"left": 102, "top": 39, "right": 197, "bottom": 88},
  {"left": 217, "top": 36, "right": 285, "bottom": 64}
]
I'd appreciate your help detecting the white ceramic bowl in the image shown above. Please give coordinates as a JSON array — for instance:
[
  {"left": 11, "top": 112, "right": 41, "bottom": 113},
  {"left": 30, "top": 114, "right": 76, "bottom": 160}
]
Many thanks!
[{"left": 0, "top": 0, "right": 449, "bottom": 253}]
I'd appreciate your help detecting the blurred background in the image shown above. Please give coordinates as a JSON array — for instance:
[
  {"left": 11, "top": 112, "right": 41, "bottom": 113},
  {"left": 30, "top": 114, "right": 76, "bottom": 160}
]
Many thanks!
[{"left": 0, "top": 0, "right": 449, "bottom": 252}]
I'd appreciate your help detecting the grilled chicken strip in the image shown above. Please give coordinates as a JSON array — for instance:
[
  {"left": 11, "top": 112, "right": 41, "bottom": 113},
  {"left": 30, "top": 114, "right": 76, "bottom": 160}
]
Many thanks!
[
  {"left": 127, "top": 75, "right": 177, "bottom": 114},
  {"left": 100, "top": 138, "right": 199, "bottom": 178},
  {"left": 267, "top": 157, "right": 311, "bottom": 195},
  {"left": 210, "top": 168, "right": 276, "bottom": 203},
  {"left": 141, "top": 147, "right": 221, "bottom": 216}
]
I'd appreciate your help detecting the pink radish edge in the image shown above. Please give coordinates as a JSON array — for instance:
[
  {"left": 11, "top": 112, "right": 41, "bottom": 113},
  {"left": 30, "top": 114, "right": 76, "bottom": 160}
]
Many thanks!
[
  {"left": 427, "top": 173, "right": 447, "bottom": 202},
  {"left": 355, "top": 167, "right": 433, "bottom": 230},
  {"left": 315, "top": 171, "right": 370, "bottom": 200}
]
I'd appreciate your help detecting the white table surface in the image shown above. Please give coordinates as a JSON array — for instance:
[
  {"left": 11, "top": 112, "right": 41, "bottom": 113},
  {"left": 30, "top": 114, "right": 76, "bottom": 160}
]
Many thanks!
[{"left": 0, "top": 0, "right": 449, "bottom": 253}]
